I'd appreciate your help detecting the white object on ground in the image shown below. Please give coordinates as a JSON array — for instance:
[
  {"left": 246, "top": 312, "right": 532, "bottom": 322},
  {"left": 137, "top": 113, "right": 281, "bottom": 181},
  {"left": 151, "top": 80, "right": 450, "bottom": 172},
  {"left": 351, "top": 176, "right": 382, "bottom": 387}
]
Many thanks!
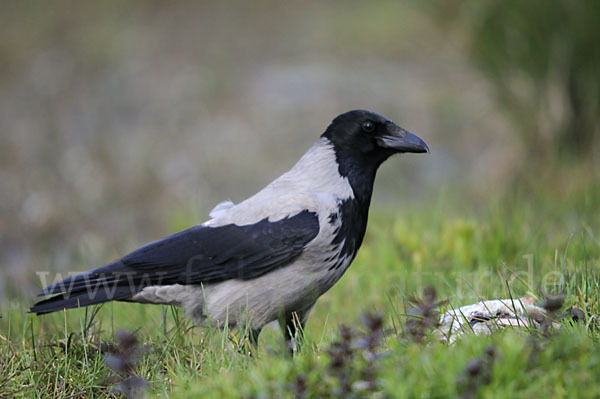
[{"left": 436, "top": 297, "right": 554, "bottom": 343}]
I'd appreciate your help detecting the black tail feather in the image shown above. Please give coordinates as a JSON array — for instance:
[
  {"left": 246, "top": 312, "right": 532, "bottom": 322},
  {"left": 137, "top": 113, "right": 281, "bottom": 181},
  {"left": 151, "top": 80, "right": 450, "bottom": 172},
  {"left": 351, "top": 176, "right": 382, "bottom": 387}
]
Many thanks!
[{"left": 30, "top": 286, "right": 136, "bottom": 315}]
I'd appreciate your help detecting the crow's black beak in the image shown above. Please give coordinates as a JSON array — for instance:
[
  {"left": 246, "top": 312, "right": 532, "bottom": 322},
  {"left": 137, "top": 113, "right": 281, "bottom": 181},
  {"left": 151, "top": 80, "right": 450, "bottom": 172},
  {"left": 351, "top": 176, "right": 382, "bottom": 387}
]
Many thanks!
[
  {"left": 377, "top": 123, "right": 430, "bottom": 153},
  {"left": 378, "top": 131, "right": 429, "bottom": 153}
]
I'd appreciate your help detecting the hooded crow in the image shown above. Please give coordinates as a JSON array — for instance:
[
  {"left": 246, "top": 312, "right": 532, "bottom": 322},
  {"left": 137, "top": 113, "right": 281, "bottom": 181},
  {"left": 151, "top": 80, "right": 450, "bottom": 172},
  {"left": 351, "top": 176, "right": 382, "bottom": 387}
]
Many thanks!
[{"left": 30, "top": 110, "right": 429, "bottom": 348}]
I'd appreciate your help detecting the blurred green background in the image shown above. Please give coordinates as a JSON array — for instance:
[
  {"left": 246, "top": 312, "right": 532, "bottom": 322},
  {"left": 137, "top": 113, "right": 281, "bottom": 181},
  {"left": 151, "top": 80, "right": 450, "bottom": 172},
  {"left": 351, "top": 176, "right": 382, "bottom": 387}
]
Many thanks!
[{"left": 1, "top": 0, "right": 598, "bottom": 302}]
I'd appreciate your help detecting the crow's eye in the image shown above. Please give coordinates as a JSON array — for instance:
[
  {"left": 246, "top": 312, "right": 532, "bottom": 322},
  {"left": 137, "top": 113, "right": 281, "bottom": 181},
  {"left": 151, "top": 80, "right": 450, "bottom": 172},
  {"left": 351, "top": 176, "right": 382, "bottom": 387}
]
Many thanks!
[{"left": 362, "top": 121, "right": 375, "bottom": 133}]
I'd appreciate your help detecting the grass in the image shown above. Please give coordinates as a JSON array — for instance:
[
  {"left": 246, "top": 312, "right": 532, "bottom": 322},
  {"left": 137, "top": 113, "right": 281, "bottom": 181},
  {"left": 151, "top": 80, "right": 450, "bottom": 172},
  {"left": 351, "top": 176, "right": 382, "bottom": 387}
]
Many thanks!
[{"left": 1, "top": 168, "right": 599, "bottom": 398}]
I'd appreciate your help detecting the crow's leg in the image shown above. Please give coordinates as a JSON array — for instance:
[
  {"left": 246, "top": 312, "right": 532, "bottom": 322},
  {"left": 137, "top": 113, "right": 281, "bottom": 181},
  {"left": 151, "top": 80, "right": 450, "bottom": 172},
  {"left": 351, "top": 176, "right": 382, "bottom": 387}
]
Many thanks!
[{"left": 279, "top": 304, "right": 315, "bottom": 355}]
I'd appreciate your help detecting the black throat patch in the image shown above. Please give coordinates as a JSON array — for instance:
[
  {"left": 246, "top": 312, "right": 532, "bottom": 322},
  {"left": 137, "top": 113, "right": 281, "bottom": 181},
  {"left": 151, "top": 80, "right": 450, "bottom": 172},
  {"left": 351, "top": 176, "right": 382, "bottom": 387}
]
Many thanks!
[
  {"left": 328, "top": 197, "right": 370, "bottom": 270},
  {"left": 322, "top": 139, "right": 385, "bottom": 271}
]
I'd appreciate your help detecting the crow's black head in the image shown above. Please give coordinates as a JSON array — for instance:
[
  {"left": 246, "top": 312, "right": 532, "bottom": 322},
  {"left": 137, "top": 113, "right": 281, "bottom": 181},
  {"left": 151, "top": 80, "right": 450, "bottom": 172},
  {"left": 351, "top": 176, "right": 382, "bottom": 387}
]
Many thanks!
[
  {"left": 323, "top": 110, "right": 428, "bottom": 157},
  {"left": 322, "top": 110, "right": 429, "bottom": 176}
]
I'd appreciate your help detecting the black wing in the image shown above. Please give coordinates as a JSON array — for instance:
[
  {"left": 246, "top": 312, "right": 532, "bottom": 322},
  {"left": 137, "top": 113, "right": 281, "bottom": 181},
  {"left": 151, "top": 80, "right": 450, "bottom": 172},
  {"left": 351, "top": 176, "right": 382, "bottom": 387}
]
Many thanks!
[{"left": 30, "top": 210, "right": 320, "bottom": 314}]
